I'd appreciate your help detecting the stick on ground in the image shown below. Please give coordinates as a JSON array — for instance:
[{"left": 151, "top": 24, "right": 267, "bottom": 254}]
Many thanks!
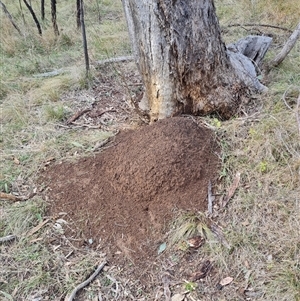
[
  {"left": 67, "top": 261, "right": 107, "bottom": 301},
  {"left": 267, "top": 22, "right": 300, "bottom": 71},
  {"left": 227, "top": 23, "right": 293, "bottom": 33},
  {"left": 297, "top": 93, "right": 300, "bottom": 137},
  {"left": 207, "top": 180, "right": 213, "bottom": 215},
  {"left": 0, "top": 235, "right": 17, "bottom": 243}
]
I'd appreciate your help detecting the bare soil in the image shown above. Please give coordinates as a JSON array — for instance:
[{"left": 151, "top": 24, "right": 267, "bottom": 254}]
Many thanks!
[{"left": 40, "top": 117, "right": 219, "bottom": 262}]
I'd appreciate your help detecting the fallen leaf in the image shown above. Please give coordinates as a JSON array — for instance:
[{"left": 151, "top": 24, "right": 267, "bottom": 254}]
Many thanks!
[
  {"left": 171, "top": 293, "right": 185, "bottom": 301},
  {"left": 191, "top": 260, "right": 212, "bottom": 281},
  {"left": 222, "top": 172, "right": 241, "bottom": 207},
  {"left": 13, "top": 157, "right": 20, "bottom": 165},
  {"left": 158, "top": 242, "right": 167, "bottom": 254},
  {"left": 187, "top": 235, "right": 205, "bottom": 248},
  {"left": 244, "top": 260, "right": 250, "bottom": 269},
  {"left": 219, "top": 276, "right": 233, "bottom": 286}
]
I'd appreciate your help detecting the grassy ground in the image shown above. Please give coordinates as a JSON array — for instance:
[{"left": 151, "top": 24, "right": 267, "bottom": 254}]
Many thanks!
[{"left": 1, "top": 0, "right": 300, "bottom": 300}]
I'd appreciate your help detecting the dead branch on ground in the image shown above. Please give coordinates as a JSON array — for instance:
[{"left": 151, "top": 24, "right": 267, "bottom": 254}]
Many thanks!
[
  {"left": 0, "top": 192, "right": 21, "bottom": 202},
  {"left": 0, "top": 191, "right": 36, "bottom": 202},
  {"left": 95, "top": 56, "right": 134, "bottom": 65},
  {"left": 0, "top": 235, "right": 17, "bottom": 243},
  {"left": 297, "top": 93, "right": 300, "bottom": 137},
  {"left": 227, "top": 23, "right": 293, "bottom": 33},
  {"left": 67, "top": 261, "right": 107, "bottom": 301},
  {"left": 267, "top": 22, "right": 300, "bottom": 72},
  {"left": 66, "top": 108, "right": 91, "bottom": 125},
  {"left": 207, "top": 180, "right": 214, "bottom": 215}
]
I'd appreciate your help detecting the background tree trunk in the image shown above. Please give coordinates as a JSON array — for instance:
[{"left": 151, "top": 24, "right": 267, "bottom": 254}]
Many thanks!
[
  {"left": 23, "top": 0, "right": 42, "bottom": 35},
  {"left": 0, "top": 1, "right": 22, "bottom": 35},
  {"left": 80, "top": 0, "right": 90, "bottom": 76},
  {"left": 76, "top": 0, "right": 81, "bottom": 29},
  {"left": 41, "top": 0, "right": 45, "bottom": 21},
  {"left": 51, "top": 0, "right": 59, "bottom": 35},
  {"left": 122, "top": 0, "right": 261, "bottom": 121}
]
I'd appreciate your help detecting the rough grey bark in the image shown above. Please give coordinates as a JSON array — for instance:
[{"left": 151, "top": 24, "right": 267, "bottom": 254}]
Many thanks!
[
  {"left": 227, "top": 35, "right": 272, "bottom": 92},
  {"left": 227, "top": 35, "right": 272, "bottom": 68},
  {"left": 122, "top": 0, "right": 268, "bottom": 121}
]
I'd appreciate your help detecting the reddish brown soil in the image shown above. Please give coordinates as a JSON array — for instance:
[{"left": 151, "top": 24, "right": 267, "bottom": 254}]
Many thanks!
[{"left": 40, "top": 117, "right": 219, "bottom": 269}]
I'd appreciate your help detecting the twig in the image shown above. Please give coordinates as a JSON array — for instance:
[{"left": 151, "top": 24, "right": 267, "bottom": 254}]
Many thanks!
[
  {"left": 282, "top": 86, "right": 294, "bottom": 111},
  {"left": 33, "top": 69, "right": 64, "bottom": 78},
  {"left": 0, "top": 235, "right": 17, "bottom": 243},
  {"left": 69, "top": 123, "right": 101, "bottom": 129},
  {"left": 67, "top": 261, "right": 107, "bottom": 301},
  {"left": 222, "top": 172, "right": 241, "bottom": 207},
  {"left": 162, "top": 273, "right": 171, "bottom": 301},
  {"left": 297, "top": 93, "right": 300, "bottom": 137},
  {"left": 207, "top": 180, "right": 214, "bottom": 215},
  {"left": 227, "top": 23, "right": 293, "bottom": 33},
  {"left": 0, "top": 191, "right": 36, "bottom": 202},
  {"left": 0, "top": 192, "right": 18, "bottom": 201},
  {"left": 26, "top": 219, "right": 50, "bottom": 237},
  {"left": 95, "top": 56, "right": 134, "bottom": 65},
  {"left": 66, "top": 108, "right": 91, "bottom": 125},
  {"left": 93, "top": 138, "right": 110, "bottom": 151}
]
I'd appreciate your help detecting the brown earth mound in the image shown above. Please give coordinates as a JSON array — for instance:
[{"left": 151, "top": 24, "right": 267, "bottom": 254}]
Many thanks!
[{"left": 41, "top": 117, "right": 219, "bottom": 264}]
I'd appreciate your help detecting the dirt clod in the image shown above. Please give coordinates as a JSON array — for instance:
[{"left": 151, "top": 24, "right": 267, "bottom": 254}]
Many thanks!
[{"left": 41, "top": 117, "right": 219, "bottom": 267}]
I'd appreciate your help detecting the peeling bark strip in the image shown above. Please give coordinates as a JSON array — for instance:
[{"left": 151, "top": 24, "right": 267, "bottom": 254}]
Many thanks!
[{"left": 122, "top": 0, "right": 267, "bottom": 121}]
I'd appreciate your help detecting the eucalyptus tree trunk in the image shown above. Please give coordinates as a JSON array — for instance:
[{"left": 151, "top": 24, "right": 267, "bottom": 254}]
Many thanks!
[{"left": 122, "top": 0, "right": 264, "bottom": 121}]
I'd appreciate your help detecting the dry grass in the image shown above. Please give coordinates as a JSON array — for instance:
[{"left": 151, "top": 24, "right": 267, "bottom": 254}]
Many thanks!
[{"left": 1, "top": 0, "right": 300, "bottom": 300}]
